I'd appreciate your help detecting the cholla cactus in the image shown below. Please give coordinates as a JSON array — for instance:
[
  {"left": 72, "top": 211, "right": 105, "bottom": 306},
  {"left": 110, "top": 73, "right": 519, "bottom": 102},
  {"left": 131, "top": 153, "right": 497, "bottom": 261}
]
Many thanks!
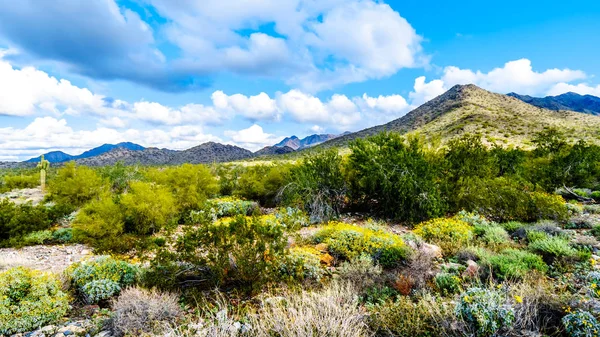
[{"left": 37, "top": 155, "right": 50, "bottom": 190}]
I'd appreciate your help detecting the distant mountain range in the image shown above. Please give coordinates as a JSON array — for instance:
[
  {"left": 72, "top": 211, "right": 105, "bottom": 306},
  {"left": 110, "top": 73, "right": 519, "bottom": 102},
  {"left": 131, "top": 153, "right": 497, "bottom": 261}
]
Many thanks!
[
  {"left": 3, "top": 86, "right": 600, "bottom": 168},
  {"left": 26, "top": 142, "right": 145, "bottom": 163},
  {"left": 508, "top": 92, "right": 600, "bottom": 115},
  {"left": 275, "top": 132, "right": 350, "bottom": 150}
]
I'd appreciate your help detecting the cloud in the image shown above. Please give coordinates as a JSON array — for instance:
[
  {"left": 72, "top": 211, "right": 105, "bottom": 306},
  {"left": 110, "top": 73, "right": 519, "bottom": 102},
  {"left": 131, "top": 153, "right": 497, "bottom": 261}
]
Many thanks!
[
  {"left": 276, "top": 90, "right": 361, "bottom": 129},
  {"left": 0, "top": 117, "right": 221, "bottom": 161},
  {"left": 0, "top": 0, "right": 425, "bottom": 92},
  {"left": 410, "top": 59, "right": 594, "bottom": 102},
  {"left": 212, "top": 90, "right": 280, "bottom": 121},
  {"left": 0, "top": 56, "right": 109, "bottom": 116},
  {"left": 224, "top": 124, "right": 284, "bottom": 151},
  {"left": 547, "top": 83, "right": 600, "bottom": 97}
]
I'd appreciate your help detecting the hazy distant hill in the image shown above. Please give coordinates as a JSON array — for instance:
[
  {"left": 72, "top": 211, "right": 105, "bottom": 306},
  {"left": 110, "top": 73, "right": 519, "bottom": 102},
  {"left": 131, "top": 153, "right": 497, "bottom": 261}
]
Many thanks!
[
  {"left": 320, "top": 84, "right": 600, "bottom": 149},
  {"left": 508, "top": 92, "right": 600, "bottom": 115},
  {"left": 254, "top": 145, "right": 296, "bottom": 157},
  {"left": 74, "top": 142, "right": 254, "bottom": 166},
  {"left": 26, "top": 142, "right": 145, "bottom": 163},
  {"left": 275, "top": 133, "right": 348, "bottom": 150}
]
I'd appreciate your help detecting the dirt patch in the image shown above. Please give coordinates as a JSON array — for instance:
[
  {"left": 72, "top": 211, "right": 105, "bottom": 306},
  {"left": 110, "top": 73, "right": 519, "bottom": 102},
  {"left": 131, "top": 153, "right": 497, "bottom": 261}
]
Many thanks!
[
  {"left": 0, "top": 187, "right": 45, "bottom": 205},
  {"left": 0, "top": 244, "right": 92, "bottom": 273}
]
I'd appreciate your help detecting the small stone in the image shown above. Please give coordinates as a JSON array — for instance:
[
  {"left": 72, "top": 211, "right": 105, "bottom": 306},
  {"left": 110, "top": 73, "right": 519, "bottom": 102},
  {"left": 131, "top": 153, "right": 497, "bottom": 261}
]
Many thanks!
[
  {"left": 463, "top": 260, "right": 480, "bottom": 278},
  {"left": 93, "top": 331, "right": 111, "bottom": 337},
  {"left": 63, "top": 331, "right": 73, "bottom": 336}
]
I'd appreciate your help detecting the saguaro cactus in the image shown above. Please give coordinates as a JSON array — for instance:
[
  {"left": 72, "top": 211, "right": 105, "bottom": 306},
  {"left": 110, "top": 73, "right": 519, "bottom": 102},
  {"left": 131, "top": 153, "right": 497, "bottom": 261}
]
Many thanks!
[{"left": 37, "top": 155, "right": 50, "bottom": 191}]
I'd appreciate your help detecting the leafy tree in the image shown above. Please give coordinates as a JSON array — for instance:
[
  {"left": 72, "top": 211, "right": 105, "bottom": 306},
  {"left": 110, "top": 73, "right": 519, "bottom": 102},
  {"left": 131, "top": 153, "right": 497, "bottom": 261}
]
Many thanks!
[
  {"left": 120, "top": 181, "right": 177, "bottom": 235},
  {"left": 348, "top": 133, "right": 446, "bottom": 222},
  {"left": 48, "top": 162, "right": 107, "bottom": 207}
]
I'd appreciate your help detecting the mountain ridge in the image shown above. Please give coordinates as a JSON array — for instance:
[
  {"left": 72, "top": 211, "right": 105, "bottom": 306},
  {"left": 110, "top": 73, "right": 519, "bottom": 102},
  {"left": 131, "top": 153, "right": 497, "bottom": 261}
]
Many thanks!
[
  {"left": 26, "top": 142, "right": 146, "bottom": 163},
  {"left": 508, "top": 92, "right": 600, "bottom": 115}
]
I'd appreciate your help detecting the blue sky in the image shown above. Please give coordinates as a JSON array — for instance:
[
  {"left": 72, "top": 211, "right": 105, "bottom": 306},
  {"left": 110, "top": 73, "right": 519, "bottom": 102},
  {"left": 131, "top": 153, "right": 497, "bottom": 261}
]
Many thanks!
[{"left": 0, "top": 0, "right": 599, "bottom": 161}]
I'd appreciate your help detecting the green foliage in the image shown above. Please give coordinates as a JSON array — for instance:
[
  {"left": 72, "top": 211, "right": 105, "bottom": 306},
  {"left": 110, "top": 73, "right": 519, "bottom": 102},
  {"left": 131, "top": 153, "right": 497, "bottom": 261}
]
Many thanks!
[
  {"left": 587, "top": 271, "right": 600, "bottom": 298},
  {"left": 120, "top": 181, "right": 177, "bottom": 234},
  {"left": 528, "top": 236, "right": 577, "bottom": 260},
  {"left": 52, "top": 227, "right": 73, "bottom": 243},
  {"left": 484, "top": 248, "right": 548, "bottom": 280},
  {"left": 203, "top": 197, "right": 259, "bottom": 218},
  {"left": 163, "top": 215, "right": 289, "bottom": 289},
  {"left": 434, "top": 272, "right": 462, "bottom": 295},
  {"left": 0, "top": 200, "right": 59, "bottom": 246},
  {"left": 21, "top": 230, "right": 53, "bottom": 245},
  {"left": 313, "top": 222, "right": 409, "bottom": 268},
  {"left": 2, "top": 173, "right": 39, "bottom": 190},
  {"left": 0, "top": 267, "right": 69, "bottom": 335},
  {"left": 68, "top": 256, "right": 138, "bottom": 304},
  {"left": 414, "top": 218, "right": 474, "bottom": 256},
  {"left": 279, "top": 246, "right": 325, "bottom": 282},
  {"left": 454, "top": 176, "right": 568, "bottom": 222},
  {"left": 99, "top": 161, "right": 142, "bottom": 194},
  {"left": 234, "top": 164, "right": 291, "bottom": 206},
  {"left": 273, "top": 207, "right": 309, "bottom": 231},
  {"left": 349, "top": 133, "right": 446, "bottom": 222},
  {"left": 48, "top": 162, "right": 107, "bottom": 207},
  {"left": 72, "top": 194, "right": 126, "bottom": 252},
  {"left": 281, "top": 149, "right": 347, "bottom": 223},
  {"left": 562, "top": 310, "right": 600, "bottom": 337},
  {"left": 455, "top": 287, "right": 515, "bottom": 336},
  {"left": 145, "top": 164, "right": 218, "bottom": 217}
]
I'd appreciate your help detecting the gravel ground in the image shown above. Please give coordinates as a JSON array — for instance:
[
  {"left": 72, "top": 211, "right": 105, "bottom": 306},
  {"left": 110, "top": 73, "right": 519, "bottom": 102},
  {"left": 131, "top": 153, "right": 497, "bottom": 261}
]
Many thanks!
[{"left": 0, "top": 244, "right": 92, "bottom": 273}]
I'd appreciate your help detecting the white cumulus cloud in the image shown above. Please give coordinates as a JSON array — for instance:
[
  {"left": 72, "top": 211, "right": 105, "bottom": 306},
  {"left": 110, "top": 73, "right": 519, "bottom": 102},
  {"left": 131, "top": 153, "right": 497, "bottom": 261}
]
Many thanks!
[{"left": 224, "top": 124, "right": 284, "bottom": 151}]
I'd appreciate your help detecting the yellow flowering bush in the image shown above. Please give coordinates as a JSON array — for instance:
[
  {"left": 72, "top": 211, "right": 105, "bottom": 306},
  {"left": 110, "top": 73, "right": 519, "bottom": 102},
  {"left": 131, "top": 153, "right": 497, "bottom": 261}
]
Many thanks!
[
  {"left": 314, "top": 222, "right": 409, "bottom": 268},
  {"left": 0, "top": 267, "right": 69, "bottom": 334},
  {"left": 414, "top": 218, "right": 474, "bottom": 255},
  {"left": 279, "top": 246, "right": 326, "bottom": 282}
]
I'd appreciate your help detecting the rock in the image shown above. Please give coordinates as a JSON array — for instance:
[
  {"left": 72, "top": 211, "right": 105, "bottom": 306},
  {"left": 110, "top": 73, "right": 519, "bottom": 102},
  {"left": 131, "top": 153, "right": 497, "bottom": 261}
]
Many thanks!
[
  {"left": 419, "top": 243, "right": 443, "bottom": 259},
  {"left": 463, "top": 260, "right": 479, "bottom": 278},
  {"left": 93, "top": 331, "right": 112, "bottom": 337}
]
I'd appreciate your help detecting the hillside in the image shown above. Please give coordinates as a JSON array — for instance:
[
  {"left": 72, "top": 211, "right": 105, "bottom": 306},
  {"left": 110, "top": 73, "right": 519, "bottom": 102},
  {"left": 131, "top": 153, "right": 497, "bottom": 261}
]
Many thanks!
[
  {"left": 254, "top": 145, "right": 296, "bottom": 156},
  {"left": 26, "top": 142, "right": 145, "bottom": 163},
  {"left": 321, "top": 84, "right": 600, "bottom": 149},
  {"left": 508, "top": 92, "right": 600, "bottom": 115},
  {"left": 74, "top": 142, "right": 253, "bottom": 166},
  {"left": 275, "top": 133, "right": 344, "bottom": 150}
]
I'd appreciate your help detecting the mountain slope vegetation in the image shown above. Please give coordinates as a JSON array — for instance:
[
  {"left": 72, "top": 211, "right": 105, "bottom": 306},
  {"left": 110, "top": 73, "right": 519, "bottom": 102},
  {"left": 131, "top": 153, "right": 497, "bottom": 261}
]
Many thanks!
[{"left": 509, "top": 91, "right": 600, "bottom": 115}]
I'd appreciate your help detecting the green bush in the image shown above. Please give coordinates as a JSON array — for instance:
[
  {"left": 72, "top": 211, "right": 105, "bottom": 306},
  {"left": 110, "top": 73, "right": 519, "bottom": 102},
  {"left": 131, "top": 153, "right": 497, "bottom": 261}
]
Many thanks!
[
  {"left": 562, "top": 310, "right": 600, "bottom": 337},
  {"left": 279, "top": 246, "right": 325, "bottom": 282},
  {"left": 203, "top": 197, "right": 259, "bottom": 218},
  {"left": 435, "top": 272, "right": 462, "bottom": 295},
  {"left": 349, "top": 133, "right": 446, "bottom": 222},
  {"left": 485, "top": 248, "right": 548, "bottom": 280},
  {"left": 234, "top": 164, "right": 291, "bottom": 207},
  {"left": 52, "top": 228, "right": 73, "bottom": 243},
  {"left": 528, "top": 236, "right": 577, "bottom": 260},
  {"left": 281, "top": 149, "right": 347, "bottom": 223},
  {"left": 455, "top": 287, "right": 515, "bottom": 336},
  {"left": 414, "top": 218, "right": 474, "bottom": 256},
  {"left": 68, "top": 256, "right": 138, "bottom": 304},
  {"left": 21, "top": 230, "right": 53, "bottom": 245},
  {"left": 158, "top": 215, "right": 289, "bottom": 290},
  {"left": 3, "top": 173, "right": 39, "bottom": 190},
  {"left": 0, "top": 267, "right": 69, "bottom": 334},
  {"left": 72, "top": 194, "right": 126, "bottom": 252},
  {"left": 48, "top": 162, "right": 107, "bottom": 207},
  {"left": 120, "top": 181, "right": 177, "bottom": 234},
  {"left": 0, "top": 200, "right": 53, "bottom": 246},
  {"left": 145, "top": 164, "right": 218, "bottom": 217},
  {"left": 313, "top": 222, "right": 409, "bottom": 268}
]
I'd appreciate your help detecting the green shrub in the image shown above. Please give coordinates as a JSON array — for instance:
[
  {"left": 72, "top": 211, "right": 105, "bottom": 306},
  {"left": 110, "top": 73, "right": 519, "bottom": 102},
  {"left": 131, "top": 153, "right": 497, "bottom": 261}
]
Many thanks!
[
  {"left": 456, "top": 287, "right": 515, "bottom": 336},
  {"left": 281, "top": 149, "right": 347, "bottom": 223},
  {"left": 591, "top": 225, "right": 600, "bottom": 239},
  {"left": 0, "top": 267, "right": 69, "bottom": 334},
  {"left": 528, "top": 236, "right": 577, "bottom": 260},
  {"left": 99, "top": 161, "right": 142, "bottom": 194},
  {"left": 3, "top": 173, "right": 39, "bottom": 190},
  {"left": 526, "top": 229, "right": 549, "bottom": 243},
  {"left": 234, "top": 164, "right": 291, "bottom": 207},
  {"left": 72, "top": 194, "right": 126, "bottom": 252},
  {"left": 313, "top": 222, "right": 409, "bottom": 268},
  {"left": 0, "top": 200, "right": 55, "bottom": 246},
  {"left": 562, "top": 310, "right": 600, "bottom": 337},
  {"left": 68, "top": 256, "right": 138, "bottom": 304},
  {"left": 203, "top": 197, "right": 259, "bottom": 218},
  {"left": 159, "top": 215, "right": 288, "bottom": 289},
  {"left": 48, "top": 162, "right": 107, "bottom": 207},
  {"left": 279, "top": 246, "right": 325, "bottom": 282},
  {"left": 145, "top": 164, "right": 218, "bottom": 217},
  {"left": 273, "top": 207, "right": 309, "bottom": 231},
  {"left": 485, "top": 248, "right": 547, "bottom": 280},
  {"left": 21, "top": 229, "right": 53, "bottom": 245},
  {"left": 587, "top": 271, "right": 600, "bottom": 298},
  {"left": 414, "top": 218, "right": 474, "bottom": 256},
  {"left": 120, "top": 181, "right": 177, "bottom": 234},
  {"left": 52, "top": 228, "right": 73, "bottom": 243},
  {"left": 349, "top": 133, "right": 446, "bottom": 222},
  {"left": 501, "top": 221, "right": 526, "bottom": 233},
  {"left": 435, "top": 272, "right": 462, "bottom": 295}
]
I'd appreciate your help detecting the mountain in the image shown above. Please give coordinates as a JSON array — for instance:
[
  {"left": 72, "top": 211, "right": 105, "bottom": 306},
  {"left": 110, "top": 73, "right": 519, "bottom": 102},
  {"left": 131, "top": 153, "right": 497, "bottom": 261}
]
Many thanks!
[
  {"left": 254, "top": 145, "right": 296, "bottom": 157},
  {"left": 26, "top": 151, "right": 74, "bottom": 163},
  {"left": 74, "top": 142, "right": 253, "bottom": 166},
  {"left": 275, "top": 133, "right": 343, "bottom": 150},
  {"left": 26, "top": 142, "right": 145, "bottom": 163},
  {"left": 508, "top": 92, "right": 600, "bottom": 115},
  {"left": 320, "top": 84, "right": 600, "bottom": 149}
]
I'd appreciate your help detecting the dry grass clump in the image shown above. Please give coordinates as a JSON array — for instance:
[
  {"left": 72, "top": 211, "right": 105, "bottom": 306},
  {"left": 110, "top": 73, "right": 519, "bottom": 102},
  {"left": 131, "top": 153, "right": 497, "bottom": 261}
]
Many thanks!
[
  {"left": 111, "top": 287, "right": 182, "bottom": 337},
  {"left": 251, "top": 282, "right": 371, "bottom": 337},
  {"left": 336, "top": 254, "right": 383, "bottom": 291}
]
